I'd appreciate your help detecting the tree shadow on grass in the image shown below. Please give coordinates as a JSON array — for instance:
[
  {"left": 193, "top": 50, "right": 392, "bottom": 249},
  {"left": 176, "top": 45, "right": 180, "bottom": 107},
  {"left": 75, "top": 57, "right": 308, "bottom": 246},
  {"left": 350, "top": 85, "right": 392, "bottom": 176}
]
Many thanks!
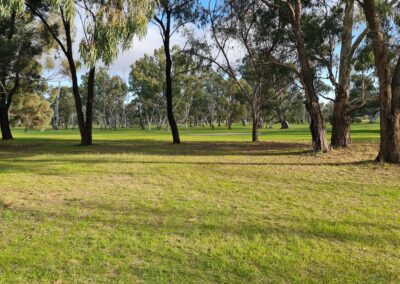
[
  {"left": 0, "top": 138, "right": 314, "bottom": 157},
  {"left": 4, "top": 158, "right": 377, "bottom": 167},
  {"left": 0, "top": 138, "right": 383, "bottom": 177}
]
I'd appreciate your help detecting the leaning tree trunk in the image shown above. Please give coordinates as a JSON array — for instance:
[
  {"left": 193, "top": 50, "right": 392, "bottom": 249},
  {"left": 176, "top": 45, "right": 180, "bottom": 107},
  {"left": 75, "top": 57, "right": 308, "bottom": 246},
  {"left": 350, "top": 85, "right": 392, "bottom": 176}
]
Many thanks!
[
  {"left": 69, "top": 58, "right": 89, "bottom": 145},
  {"left": 0, "top": 107, "right": 13, "bottom": 140},
  {"left": 62, "top": 16, "right": 90, "bottom": 145},
  {"left": 65, "top": 50, "right": 89, "bottom": 145},
  {"left": 291, "top": 2, "right": 329, "bottom": 153},
  {"left": 299, "top": 64, "right": 329, "bottom": 152}
]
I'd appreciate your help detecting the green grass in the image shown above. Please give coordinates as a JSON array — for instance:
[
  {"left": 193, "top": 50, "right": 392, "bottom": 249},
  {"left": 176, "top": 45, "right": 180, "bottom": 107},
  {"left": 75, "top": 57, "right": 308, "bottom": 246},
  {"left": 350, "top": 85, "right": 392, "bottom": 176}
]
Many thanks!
[
  {"left": 8, "top": 121, "right": 382, "bottom": 143},
  {"left": 1, "top": 123, "right": 399, "bottom": 283}
]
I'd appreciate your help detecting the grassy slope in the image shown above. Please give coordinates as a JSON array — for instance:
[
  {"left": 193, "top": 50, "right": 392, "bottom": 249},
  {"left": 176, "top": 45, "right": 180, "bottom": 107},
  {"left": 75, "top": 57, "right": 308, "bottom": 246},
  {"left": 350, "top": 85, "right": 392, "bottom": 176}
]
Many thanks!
[{"left": 0, "top": 123, "right": 399, "bottom": 283}]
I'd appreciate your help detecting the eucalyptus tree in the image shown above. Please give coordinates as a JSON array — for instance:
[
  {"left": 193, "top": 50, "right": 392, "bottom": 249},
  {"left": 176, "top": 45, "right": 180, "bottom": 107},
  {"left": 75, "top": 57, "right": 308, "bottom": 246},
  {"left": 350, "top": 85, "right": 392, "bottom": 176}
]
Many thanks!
[
  {"left": 330, "top": 1, "right": 369, "bottom": 148},
  {"left": 348, "top": 72, "right": 379, "bottom": 121},
  {"left": 10, "top": 92, "right": 53, "bottom": 130},
  {"left": 130, "top": 46, "right": 202, "bottom": 130},
  {"left": 348, "top": 44, "right": 379, "bottom": 121},
  {"left": 130, "top": 48, "right": 167, "bottom": 130},
  {"left": 58, "top": 86, "right": 76, "bottom": 129},
  {"left": 26, "top": 0, "right": 154, "bottom": 145},
  {"left": 359, "top": 0, "right": 400, "bottom": 163},
  {"left": 81, "top": 68, "right": 128, "bottom": 129},
  {"left": 0, "top": 5, "right": 51, "bottom": 140},
  {"left": 260, "top": 0, "right": 330, "bottom": 152},
  {"left": 0, "top": 0, "right": 23, "bottom": 16},
  {"left": 305, "top": 0, "right": 369, "bottom": 148},
  {"left": 190, "top": 0, "right": 290, "bottom": 141},
  {"left": 152, "top": 0, "right": 204, "bottom": 143}
]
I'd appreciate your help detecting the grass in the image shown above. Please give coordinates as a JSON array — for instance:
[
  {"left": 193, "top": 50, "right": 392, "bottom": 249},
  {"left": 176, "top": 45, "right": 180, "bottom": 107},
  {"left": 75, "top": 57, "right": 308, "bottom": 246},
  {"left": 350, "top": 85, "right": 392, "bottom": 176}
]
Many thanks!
[{"left": 0, "top": 123, "right": 399, "bottom": 283}]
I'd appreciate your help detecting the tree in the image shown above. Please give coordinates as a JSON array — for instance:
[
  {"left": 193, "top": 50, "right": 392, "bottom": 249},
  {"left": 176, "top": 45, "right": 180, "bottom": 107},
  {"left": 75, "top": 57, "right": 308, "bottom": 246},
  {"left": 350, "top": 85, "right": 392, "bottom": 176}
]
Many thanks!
[
  {"left": 130, "top": 49, "right": 166, "bottom": 130},
  {"left": 81, "top": 68, "right": 128, "bottom": 129},
  {"left": 27, "top": 0, "right": 154, "bottom": 145},
  {"left": 190, "top": 0, "right": 290, "bottom": 141},
  {"left": 58, "top": 87, "right": 76, "bottom": 129},
  {"left": 49, "top": 83, "right": 61, "bottom": 130},
  {"left": 10, "top": 93, "right": 53, "bottom": 130},
  {"left": 152, "top": 0, "right": 204, "bottom": 143},
  {"left": 348, "top": 73, "right": 379, "bottom": 122},
  {"left": 305, "top": 0, "right": 369, "bottom": 148},
  {"left": 0, "top": 6, "right": 50, "bottom": 140},
  {"left": 261, "top": 0, "right": 329, "bottom": 152},
  {"left": 330, "top": 1, "right": 368, "bottom": 148},
  {"left": 129, "top": 46, "right": 200, "bottom": 130},
  {"left": 359, "top": 0, "right": 400, "bottom": 163},
  {"left": 0, "top": 0, "right": 23, "bottom": 16}
]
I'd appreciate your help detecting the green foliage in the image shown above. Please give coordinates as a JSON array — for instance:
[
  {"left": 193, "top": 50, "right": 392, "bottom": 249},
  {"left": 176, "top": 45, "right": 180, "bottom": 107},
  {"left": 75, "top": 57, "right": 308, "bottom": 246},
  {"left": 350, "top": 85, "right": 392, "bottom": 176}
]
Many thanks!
[
  {"left": 0, "top": 0, "right": 23, "bottom": 17},
  {"left": 57, "top": 87, "right": 75, "bottom": 129},
  {"left": 81, "top": 67, "right": 128, "bottom": 128},
  {"left": 10, "top": 93, "right": 53, "bottom": 130},
  {"left": 0, "top": 3, "right": 51, "bottom": 133},
  {"left": 78, "top": 0, "right": 156, "bottom": 67}
]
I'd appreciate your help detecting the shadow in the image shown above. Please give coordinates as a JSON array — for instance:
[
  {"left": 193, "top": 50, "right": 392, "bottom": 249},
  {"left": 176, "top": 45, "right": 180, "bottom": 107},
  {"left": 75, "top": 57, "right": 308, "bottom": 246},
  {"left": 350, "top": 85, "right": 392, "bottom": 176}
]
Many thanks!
[
  {"left": 0, "top": 138, "right": 313, "bottom": 158},
  {"left": 3, "top": 158, "right": 377, "bottom": 168},
  {"left": 0, "top": 138, "right": 385, "bottom": 177}
]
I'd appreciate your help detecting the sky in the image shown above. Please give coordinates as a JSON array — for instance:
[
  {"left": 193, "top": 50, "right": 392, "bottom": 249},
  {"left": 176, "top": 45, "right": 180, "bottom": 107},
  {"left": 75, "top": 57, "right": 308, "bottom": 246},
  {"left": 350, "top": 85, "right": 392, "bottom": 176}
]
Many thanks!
[
  {"left": 51, "top": 0, "right": 215, "bottom": 86},
  {"left": 97, "top": 25, "right": 189, "bottom": 81},
  {"left": 63, "top": 22, "right": 187, "bottom": 85}
]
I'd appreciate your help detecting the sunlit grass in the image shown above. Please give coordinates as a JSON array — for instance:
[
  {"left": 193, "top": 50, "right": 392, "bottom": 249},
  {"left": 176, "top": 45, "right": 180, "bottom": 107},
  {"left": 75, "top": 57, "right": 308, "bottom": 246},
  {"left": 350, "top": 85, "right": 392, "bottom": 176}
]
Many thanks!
[
  {"left": 1, "top": 123, "right": 399, "bottom": 283},
  {"left": 11, "top": 122, "right": 381, "bottom": 143}
]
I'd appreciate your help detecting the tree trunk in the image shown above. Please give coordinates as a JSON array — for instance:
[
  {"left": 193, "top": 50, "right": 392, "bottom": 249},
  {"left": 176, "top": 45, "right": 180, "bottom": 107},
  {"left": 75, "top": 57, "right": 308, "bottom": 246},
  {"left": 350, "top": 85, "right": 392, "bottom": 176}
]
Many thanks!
[
  {"left": 163, "top": 13, "right": 180, "bottom": 144},
  {"left": 377, "top": 112, "right": 400, "bottom": 163},
  {"left": 252, "top": 119, "right": 258, "bottom": 142},
  {"left": 306, "top": 100, "right": 329, "bottom": 152},
  {"left": 280, "top": 121, "right": 290, "bottom": 129},
  {"left": 0, "top": 107, "right": 13, "bottom": 140},
  {"left": 277, "top": 107, "right": 290, "bottom": 129},
  {"left": 52, "top": 84, "right": 61, "bottom": 130},
  {"left": 363, "top": 0, "right": 400, "bottom": 163},
  {"left": 331, "top": 87, "right": 351, "bottom": 148},
  {"left": 290, "top": 2, "right": 329, "bottom": 152},
  {"left": 66, "top": 53, "right": 87, "bottom": 145},
  {"left": 331, "top": 0, "right": 354, "bottom": 148},
  {"left": 209, "top": 105, "right": 215, "bottom": 130},
  {"left": 251, "top": 105, "right": 259, "bottom": 142},
  {"left": 82, "top": 66, "right": 95, "bottom": 146},
  {"left": 53, "top": 12, "right": 91, "bottom": 145},
  {"left": 0, "top": 76, "right": 19, "bottom": 140}
]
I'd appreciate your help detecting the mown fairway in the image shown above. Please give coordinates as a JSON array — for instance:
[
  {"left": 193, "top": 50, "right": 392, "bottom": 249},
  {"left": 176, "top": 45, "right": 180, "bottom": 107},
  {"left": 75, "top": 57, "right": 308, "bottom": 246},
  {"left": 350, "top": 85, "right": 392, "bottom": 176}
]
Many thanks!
[{"left": 0, "top": 123, "right": 399, "bottom": 283}]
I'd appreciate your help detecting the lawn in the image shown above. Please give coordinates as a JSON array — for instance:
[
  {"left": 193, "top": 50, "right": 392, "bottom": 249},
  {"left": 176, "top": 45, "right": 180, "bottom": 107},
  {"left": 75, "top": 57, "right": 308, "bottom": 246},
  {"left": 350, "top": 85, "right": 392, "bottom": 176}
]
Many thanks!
[{"left": 0, "top": 123, "right": 399, "bottom": 283}]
